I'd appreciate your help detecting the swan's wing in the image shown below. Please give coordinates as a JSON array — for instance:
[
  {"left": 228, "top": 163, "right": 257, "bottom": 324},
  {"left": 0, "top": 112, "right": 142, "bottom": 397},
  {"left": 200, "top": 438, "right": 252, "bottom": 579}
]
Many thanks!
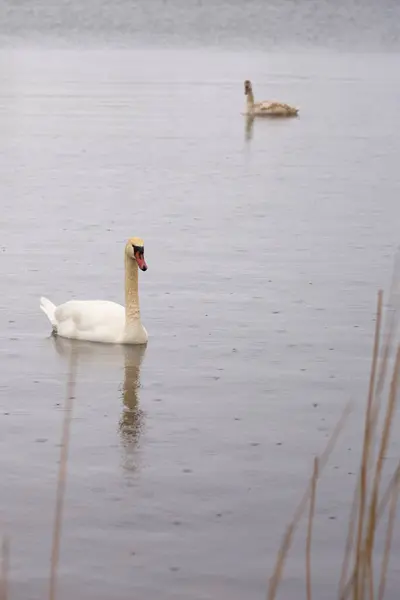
[
  {"left": 54, "top": 300, "right": 125, "bottom": 336},
  {"left": 256, "top": 101, "right": 297, "bottom": 114},
  {"left": 269, "top": 101, "right": 296, "bottom": 111},
  {"left": 256, "top": 100, "right": 274, "bottom": 111}
]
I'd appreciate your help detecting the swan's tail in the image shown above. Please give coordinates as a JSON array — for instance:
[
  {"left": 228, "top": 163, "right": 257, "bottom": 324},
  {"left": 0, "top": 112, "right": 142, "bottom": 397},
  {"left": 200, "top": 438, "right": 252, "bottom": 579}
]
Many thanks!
[{"left": 40, "top": 296, "right": 57, "bottom": 331}]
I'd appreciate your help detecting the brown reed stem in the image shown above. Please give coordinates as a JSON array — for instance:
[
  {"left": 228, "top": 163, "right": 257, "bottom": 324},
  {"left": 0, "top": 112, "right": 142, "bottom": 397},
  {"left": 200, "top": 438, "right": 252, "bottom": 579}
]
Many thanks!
[
  {"left": 267, "top": 402, "right": 352, "bottom": 600},
  {"left": 363, "top": 347, "right": 400, "bottom": 588},
  {"left": 353, "top": 291, "right": 383, "bottom": 600},
  {"left": 377, "top": 464, "right": 400, "bottom": 600},
  {"left": 340, "top": 345, "right": 400, "bottom": 600},
  {"left": 339, "top": 461, "right": 400, "bottom": 600},
  {"left": 49, "top": 344, "right": 77, "bottom": 600},
  {"left": 0, "top": 536, "right": 10, "bottom": 600},
  {"left": 375, "top": 253, "right": 400, "bottom": 400},
  {"left": 306, "top": 457, "right": 319, "bottom": 600}
]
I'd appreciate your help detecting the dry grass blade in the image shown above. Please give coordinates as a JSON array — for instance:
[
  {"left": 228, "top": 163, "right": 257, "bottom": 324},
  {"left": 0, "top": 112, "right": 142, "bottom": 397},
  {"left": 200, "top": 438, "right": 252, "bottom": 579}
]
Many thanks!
[
  {"left": 0, "top": 536, "right": 10, "bottom": 600},
  {"left": 363, "top": 347, "right": 400, "bottom": 590},
  {"left": 353, "top": 290, "right": 383, "bottom": 600},
  {"left": 339, "top": 344, "right": 400, "bottom": 600},
  {"left": 267, "top": 402, "right": 352, "bottom": 600},
  {"left": 339, "top": 462, "right": 400, "bottom": 600},
  {"left": 377, "top": 464, "right": 400, "bottom": 600},
  {"left": 306, "top": 457, "right": 319, "bottom": 600},
  {"left": 268, "top": 258, "right": 400, "bottom": 600},
  {"left": 375, "top": 251, "right": 400, "bottom": 400},
  {"left": 49, "top": 344, "right": 77, "bottom": 600}
]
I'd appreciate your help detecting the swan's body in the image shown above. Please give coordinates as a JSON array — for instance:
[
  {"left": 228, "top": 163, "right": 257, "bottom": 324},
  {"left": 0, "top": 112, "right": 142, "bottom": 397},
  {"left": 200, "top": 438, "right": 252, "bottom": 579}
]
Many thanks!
[
  {"left": 40, "top": 238, "right": 148, "bottom": 345},
  {"left": 244, "top": 80, "right": 299, "bottom": 117}
]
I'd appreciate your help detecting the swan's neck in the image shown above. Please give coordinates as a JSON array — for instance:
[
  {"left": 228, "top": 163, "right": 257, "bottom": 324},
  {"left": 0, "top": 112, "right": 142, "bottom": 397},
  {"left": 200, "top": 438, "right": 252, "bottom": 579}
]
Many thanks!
[
  {"left": 125, "top": 254, "right": 140, "bottom": 325},
  {"left": 246, "top": 89, "right": 255, "bottom": 110}
]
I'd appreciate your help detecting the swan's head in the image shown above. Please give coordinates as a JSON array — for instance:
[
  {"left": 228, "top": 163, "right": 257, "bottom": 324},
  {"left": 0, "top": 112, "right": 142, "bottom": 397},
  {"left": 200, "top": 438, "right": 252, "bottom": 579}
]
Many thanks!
[
  {"left": 126, "top": 237, "right": 147, "bottom": 271},
  {"left": 244, "top": 80, "right": 253, "bottom": 95}
]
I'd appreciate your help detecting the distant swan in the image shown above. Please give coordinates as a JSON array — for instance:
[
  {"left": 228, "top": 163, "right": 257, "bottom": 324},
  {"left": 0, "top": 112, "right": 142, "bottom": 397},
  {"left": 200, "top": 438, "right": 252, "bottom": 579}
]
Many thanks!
[
  {"left": 244, "top": 80, "right": 299, "bottom": 117},
  {"left": 40, "top": 237, "right": 148, "bottom": 345}
]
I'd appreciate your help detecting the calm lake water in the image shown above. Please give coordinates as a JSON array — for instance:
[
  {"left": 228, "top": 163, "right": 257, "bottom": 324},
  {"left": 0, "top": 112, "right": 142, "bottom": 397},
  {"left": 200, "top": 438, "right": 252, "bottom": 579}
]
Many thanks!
[{"left": 0, "top": 1, "right": 400, "bottom": 599}]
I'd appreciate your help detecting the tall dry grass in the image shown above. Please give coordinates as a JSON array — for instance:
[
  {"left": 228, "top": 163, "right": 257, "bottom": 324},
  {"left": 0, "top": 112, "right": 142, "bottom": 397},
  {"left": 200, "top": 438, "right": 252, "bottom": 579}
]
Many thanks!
[{"left": 268, "top": 267, "right": 400, "bottom": 600}]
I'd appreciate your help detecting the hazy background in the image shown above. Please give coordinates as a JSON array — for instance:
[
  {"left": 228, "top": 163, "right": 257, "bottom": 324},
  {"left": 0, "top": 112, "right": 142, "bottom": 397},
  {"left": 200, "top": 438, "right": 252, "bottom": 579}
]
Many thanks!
[{"left": 1, "top": 0, "right": 400, "bottom": 51}]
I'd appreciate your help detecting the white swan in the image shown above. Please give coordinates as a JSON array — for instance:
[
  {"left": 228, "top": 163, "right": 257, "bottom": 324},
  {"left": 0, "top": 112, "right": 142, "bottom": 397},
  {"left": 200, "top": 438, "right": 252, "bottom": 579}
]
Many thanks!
[
  {"left": 244, "top": 79, "right": 299, "bottom": 117},
  {"left": 40, "top": 237, "right": 148, "bottom": 345}
]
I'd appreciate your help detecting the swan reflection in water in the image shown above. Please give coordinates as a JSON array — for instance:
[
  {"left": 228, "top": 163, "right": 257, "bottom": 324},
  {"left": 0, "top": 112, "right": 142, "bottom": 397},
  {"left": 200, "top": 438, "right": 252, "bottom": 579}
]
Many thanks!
[
  {"left": 50, "top": 336, "right": 147, "bottom": 469},
  {"left": 245, "top": 115, "right": 255, "bottom": 141},
  {"left": 118, "top": 344, "right": 147, "bottom": 447}
]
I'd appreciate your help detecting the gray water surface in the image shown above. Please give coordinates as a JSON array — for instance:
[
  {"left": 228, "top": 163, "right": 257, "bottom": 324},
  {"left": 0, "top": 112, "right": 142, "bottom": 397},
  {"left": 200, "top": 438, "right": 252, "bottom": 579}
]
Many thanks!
[{"left": 1, "top": 2, "right": 400, "bottom": 599}]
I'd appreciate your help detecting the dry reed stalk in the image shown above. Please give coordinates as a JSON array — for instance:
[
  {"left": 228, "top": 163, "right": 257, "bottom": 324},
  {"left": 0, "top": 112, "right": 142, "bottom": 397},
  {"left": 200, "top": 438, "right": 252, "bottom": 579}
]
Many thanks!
[
  {"left": 375, "top": 253, "right": 400, "bottom": 400},
  {"left": 269, "top": 264, "right": 399, "bottom": 600},
  {"left": 377, "top": 463, "right": 400, "bottom": 600},
  {"left": 339, "top": 461, "right": 400, "bottom": 600},
  {"left": 0, "top": 536, "right": 10, "bottom": 600},
  {"left": 306, "top": 457, "right": 319, "bottom": 600},
  {"left": 267, "top": 402, "right": 352, "bottom": 600},
  {"left": 49, "top": 345, "right": 77, "bottom": 600},
  {"left": 362, "top": 347, "right": 400, "bottom": 595},
  {"left": 350, "top": 291, "right": 383, "bottom": 600},
  {"left": 336, "top": 279, "right": 400, "bottom": 600},
  {"left": 339, "top": 342, "right": 400, "bottom": 600}
]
